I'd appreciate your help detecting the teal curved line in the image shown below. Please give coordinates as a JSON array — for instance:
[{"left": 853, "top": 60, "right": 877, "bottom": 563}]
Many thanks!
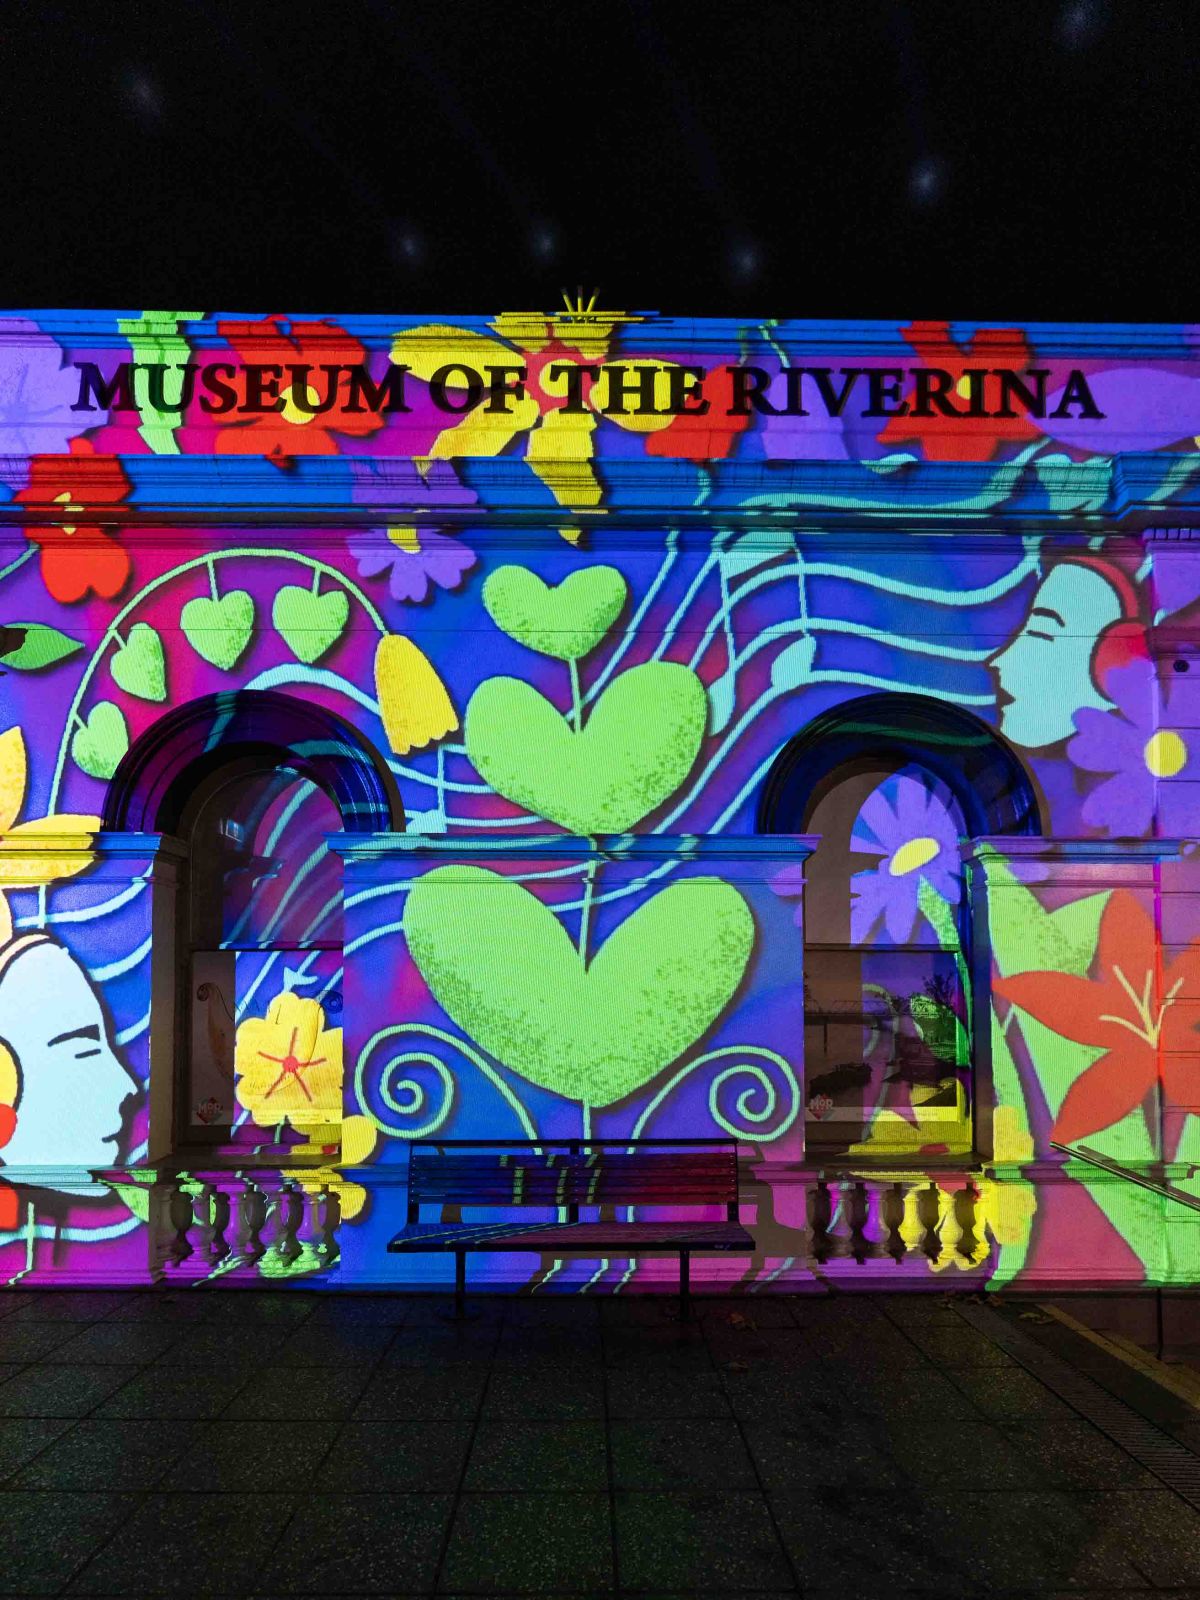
[
  {"left": 717, "top": 616, "right": 997, "bottom": 678},
  {"left": 628, "top": 1045, "right": 800, "bottom": 1146},
  {"left": 116, "top": 1008, "right": 151, "bottom": 1046},
  {"left": 685, "top": 543, "right": 1041, "bottom": 670},
  {"left": 354, "top": 1021, "right": 536, "bottom": 1141},
  {"left": 0, "top": 547, "right": 35, "bottom": 584},
  {"left": 650, "top": 550, "right": 719, "bottom": 662},
  {"left": 92, "top": 933, "right": 152, "bottom": 983},
  {"left": 806, "top": 669, "right": 993, "bottom": 705},
  {"left": 15, "top": 878, "right": 147, "bottom": 926},
  {"left": 264, "top": 783, "right": 312, "bottom": 855},
  {"left": 584, "top": 534, "right": 679, "bottom": 701},
  {"left": 738, "top": 443, "right": 1044, "bottom": 514}
]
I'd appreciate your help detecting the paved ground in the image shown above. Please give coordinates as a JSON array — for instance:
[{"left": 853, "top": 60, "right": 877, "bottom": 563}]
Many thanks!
[{"left": 0, "top": 1286, "right": 1199, "bottom": 1597}]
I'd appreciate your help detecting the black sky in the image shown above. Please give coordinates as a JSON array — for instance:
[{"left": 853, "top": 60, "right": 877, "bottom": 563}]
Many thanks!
[{"left": 4, "top": 0, "right": 1197, "bottom": 319}]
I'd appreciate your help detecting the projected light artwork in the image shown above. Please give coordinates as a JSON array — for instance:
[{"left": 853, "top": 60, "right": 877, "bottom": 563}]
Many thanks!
[{"left": 0, "top": 309, "right": 1198, "bottom": 1291}]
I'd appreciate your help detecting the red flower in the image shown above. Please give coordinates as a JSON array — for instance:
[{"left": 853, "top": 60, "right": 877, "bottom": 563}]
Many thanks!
[
  {"left": 15, "top": 441, "right": 131, "bottom": 603},
  {"left": 877, "top": 321, "right": 1045, "bottom": 462},
  {"left": 645, "top": 362, "right": 751, "bottom": 462},
  {"left": 995, "top": 891, "right": 1200, "bottom": 1150},
  {"left": 214, "top": 316, "right": 383, "bottom": 467}
]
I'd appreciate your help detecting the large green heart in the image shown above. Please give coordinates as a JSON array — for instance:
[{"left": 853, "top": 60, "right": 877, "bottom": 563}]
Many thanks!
[
  {"left": 273, "top": 586, "right": 349, "bottom": 665},
  {"left": 110, "top": 623, "right": 166, "bottom": 702},
  {"left": 466, "top": 662, "right": 706, "bottom": 832},
  {"left": 181, "top": 591, "right": 255, "bottom": 671},
  {"left": 405, "top": 866, "right": 754, "bottom": 1107},
  {"left": 483, "top": 564, "right": 627, "bottom": 660},
  {"left": 72, "top": 702, "right": 129, "bottom": 780}
]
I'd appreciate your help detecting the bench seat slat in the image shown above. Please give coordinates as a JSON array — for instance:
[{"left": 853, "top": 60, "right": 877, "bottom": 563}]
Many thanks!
[{"left": 388, "top": 1220, "right": 754, "bottom": 1253}]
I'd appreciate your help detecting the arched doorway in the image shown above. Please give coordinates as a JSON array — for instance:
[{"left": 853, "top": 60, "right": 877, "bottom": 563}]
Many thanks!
[
  {"left": 759, "top": 693, "right": 1040, "bottom": 1155},
  {"left": 104, "top": 691, "right": 402, "bottom": 1152}
]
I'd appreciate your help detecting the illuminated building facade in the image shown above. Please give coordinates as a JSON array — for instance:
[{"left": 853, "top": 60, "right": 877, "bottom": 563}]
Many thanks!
[{"left": 1, "top": 308, "right": 1198, "bottom": 1291}]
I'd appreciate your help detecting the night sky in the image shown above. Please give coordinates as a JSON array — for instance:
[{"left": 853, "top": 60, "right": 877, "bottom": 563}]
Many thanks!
[{"left": 4, "top": 0, "right": 1196, "bottom": 318}]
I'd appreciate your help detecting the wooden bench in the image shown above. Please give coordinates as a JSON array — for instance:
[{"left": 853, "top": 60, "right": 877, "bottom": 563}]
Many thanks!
[{"left": 387, "top": 1138, "right": 753, "bottom": 1317}]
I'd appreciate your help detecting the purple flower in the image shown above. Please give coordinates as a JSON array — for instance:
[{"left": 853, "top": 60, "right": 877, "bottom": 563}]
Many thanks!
[
  {"left": 349, "top": 526, "right": 476, "bottom": 603},
  {"left": 0, "top": 319, "right": 98, "bottom": 478},
  {"left": 1069, "top": 658, "right": 1194, "bottom": 837},
  {"left": 768, "top": 863, "right": 806, "bottom": 926},
  {"left": 849, "top": 772, "right": 963, "bottom": 944}
]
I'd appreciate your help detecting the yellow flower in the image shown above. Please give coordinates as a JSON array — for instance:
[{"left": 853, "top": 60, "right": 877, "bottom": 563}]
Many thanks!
[
  {"left": 848, "top": 1078, "right": 973, "bottom": 1160},
  {"left": 284, "top": 1113, "right": 378, "bottom": 1221},
  {"left": 374, "top": 635, "right": 458, "bottom": 756},
  {"left": 0, "top": 725, "right": 100, "bottom": 945},
  {"left": 392, "top": 313, "right": 681, "bottom": 515},
  {"left": 234, "top": 992, "right": 343, "bottom": 1132}
]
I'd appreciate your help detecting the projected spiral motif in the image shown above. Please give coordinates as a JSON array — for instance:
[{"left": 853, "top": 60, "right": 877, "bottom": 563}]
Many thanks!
[{"left": 353, "top": 1022, "right": 536, "bottom": 1140}]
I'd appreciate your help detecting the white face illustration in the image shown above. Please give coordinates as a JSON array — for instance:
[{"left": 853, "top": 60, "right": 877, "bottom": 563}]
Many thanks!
[
  {"left": 989, "top": 564, "right": 1123, "bottom": 748},
  {"left": 0, "top": 940, "right": 137, "bottom": 1188}
]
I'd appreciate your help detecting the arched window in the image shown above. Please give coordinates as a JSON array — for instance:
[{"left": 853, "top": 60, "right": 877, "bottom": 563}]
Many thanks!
[
  {"left": 760, "top": 693, "right": 1040, "bottom": 1158},
  {"left": 104, "top": 691, "right": 401, "bottom": 1153}
]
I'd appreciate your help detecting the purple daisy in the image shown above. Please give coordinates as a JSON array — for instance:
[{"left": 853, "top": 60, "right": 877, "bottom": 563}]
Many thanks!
[
  {"left": 1069, "top": 658, "right": 1193, "bottom": 837},
  {"left": 349, "top": 526, "right": 476, "bottom": 603},
  {"left": 768, "top": 863, "right": 806, "bottom": 926},
  {"left": 849, "top": 771, "right": 963, "bottom": 944}
]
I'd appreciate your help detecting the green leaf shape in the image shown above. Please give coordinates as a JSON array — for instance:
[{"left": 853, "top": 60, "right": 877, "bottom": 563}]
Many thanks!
[
  {"left": 72, "top": 702, "right": 129, "bottom": 780},
  {"left": 181, "top": 591, "right": 255, "bottom": 671},
  {"left": 483, "top": 564, "right": 627, "bottom": 660},
  {"left": 272, "top": 586, "right": 349, "bottom": 665},
  {"left": 110, "top": 622, "right": 166, "bottom": 703},
  {"left": 404, "top": 865, "right": 755, "bottom": 1108},
  {"left": 465, "top": 662, "right": 707, "bottom": 833},
  {"left": 0, "top": 623, "right": 84, "bottom": 672},
  {"left": 986, "top": 859, "right": 1109, "bottom": 980}
]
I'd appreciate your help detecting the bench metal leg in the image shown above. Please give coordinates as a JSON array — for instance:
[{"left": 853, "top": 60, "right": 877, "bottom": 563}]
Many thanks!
[
  {"left": 679, "top": 1249, "right": 691, "bottom": 1322},
  {"left": 454, "top": 1251, "right": 466, "bottom": 1319}
]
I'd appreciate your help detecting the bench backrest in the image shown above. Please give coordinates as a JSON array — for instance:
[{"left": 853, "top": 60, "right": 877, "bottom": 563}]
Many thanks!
[{"left": 407, "top": 1140, "right": 739, "bottom": 1222}]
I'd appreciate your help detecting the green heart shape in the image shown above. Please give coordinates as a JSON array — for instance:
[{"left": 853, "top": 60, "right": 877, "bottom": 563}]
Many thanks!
[
  {"left": 465, "top": 662, "right": 706, "bottom": 832},
  {"left": 110, "top": 623, "right": 166, "bottom": 703},
  {"left": 405, "top": 866, "right": 754, "bottom": 1107},
  {"left": 72, "top": 702, "right": 129, "bottom": 780},
  {"left": 483, "top": 564, "right": 627, "bottom": 660},
  {"left": 181, "top": 591, "right": 255, "bottom": 671},
  {"left": 273, "top": 585, "right": 349, "bottom": 665}
]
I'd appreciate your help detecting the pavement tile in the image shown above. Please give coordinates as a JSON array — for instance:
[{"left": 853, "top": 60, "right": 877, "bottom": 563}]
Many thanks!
[
  {"left": 10, "top": 1418, "right": 204, "bottom": 1490},
  {"left": 494, "top": 1322, "right": 602, "bottom": 1363},
  {"left": 907, "top": 1325, "right": 1017, "bottom": 1366},
  {"left": 603, "top": 1323, "right": 710, "bottom": 1370},
  {"left": 305, "top": 1294, "right": 413, "bottom": 1325},
  {"left": 42, "top": 1323, "right": 187, "bottom": 1365},
  {"left": 223, "top": 1365, "right": 370, "bottom": 1421},
  {"left": 352, "top": 1366, "right": 487, "bottom": 1421},
  {"left": 0, "top": 1417, "right": 74, "bottom": 1482},
  {"left": 743, "top": 1415, "right": 907, "bottom": 1492},
  {"left": 333, "top": 1419, "right": 473, "bottom": 1491},
  {"left": 943, "top": 1365, "right": 1081, "bottom": 1420},
  {"left": 0, "top": 1364, "right": 136, "bottom": 1418},
  {"left": 68, "top": 1490, "right": 297, "bottom": 1594},
  {"left": 1088, "top": 1489, "right": 1200, "bottom": 1585},
  {"left": 998, "top": 1419, "right": 1164, "bottom": 1489},
  {"left": 484, "top": 1360, "right": 604, "bottom": 1420},
  {"left": 441, "top": 1491, "right": 613, "bottom": 1592},
  {"left": 268, "top": 1323, "right": 396, "bottom": 1365},
  {"left": 100, "top": 1292, "right": 211, "bottom": 1322},
  {"left": 94, "top": 1364, "right": 255, "bottom": 1420},
  {"left": 151, "top": 1324, "right": 276, "bottom": 1366},
  {"left": 614, "top": 1489, "right": 793, "bottom": 1591},
  {"left": 197, "top": 1291, "right": 317, "bottom": 1324},
  {"left": 465, "top": 1417, "right": 607, "bottom": 1491},
  {"left": 0, "top": 1321, "right": 86, "bottom": 1362},
  {"left": 0, "top": 1291, "right": 47, "bottom": 1319},
  {"left": 259, "top": 1492, "right": 452, "bottom": 1593},
  {"left": 4, "top": 1292, "right": 132, "bottom": 1323},
  {"left": 610, "top": 1418, "right": 757, "bottom": 1491},
  {"left": 385, "top": 1324, "right": 501, "bottom": 1367},
  {"left": 606, "top": 1365, "right": 732, "bottom": 1419},
  {"left": 159, "top": 1419, "right": 340, "bottom": 1491},
  {"left": 0, "top": 1490, "right": 139, "bottom": 1594}
]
